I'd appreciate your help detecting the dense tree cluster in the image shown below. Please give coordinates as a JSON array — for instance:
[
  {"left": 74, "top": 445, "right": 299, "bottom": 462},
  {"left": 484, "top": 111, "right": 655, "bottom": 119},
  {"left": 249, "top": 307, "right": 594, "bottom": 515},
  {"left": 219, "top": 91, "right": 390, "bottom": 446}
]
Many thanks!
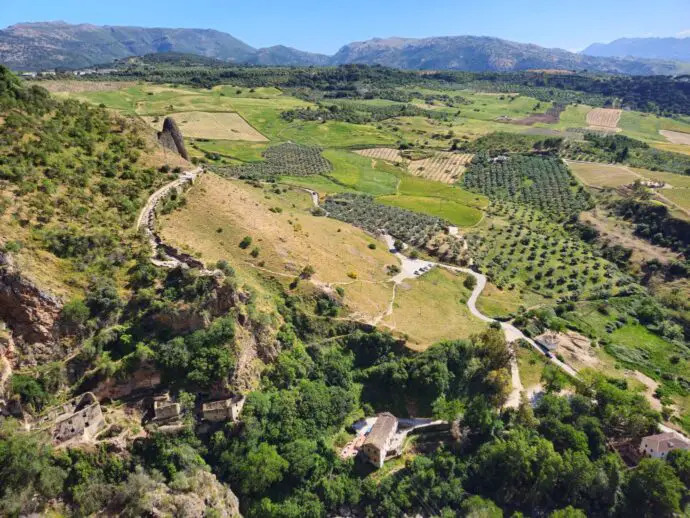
[
  {"left": 613, "top": 198, "right": 690, "bottom": 258},
  {"left": 215, "top": 143, "right": 332, "bottom": 180},
  {"left": 562, "top": 133, "right": 690, "bottom": 175},
  {"left": 458, "top": 131, "right": 564, "bottom": 154},
  {"left": 324, "top": 193, "right": 448, "bottom": 246},
  {"left": 463, "top": 155, "right": 592, "bottom": 218},
  {"left": 281, "top": 101, "right": 450, "bottom": 125}
]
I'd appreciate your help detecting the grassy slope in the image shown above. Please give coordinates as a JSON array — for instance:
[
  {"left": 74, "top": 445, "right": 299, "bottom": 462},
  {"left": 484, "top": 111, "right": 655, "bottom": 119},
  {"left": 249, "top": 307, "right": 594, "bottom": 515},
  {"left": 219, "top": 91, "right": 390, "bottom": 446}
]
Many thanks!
[
  {"left": 324, "top": 150, "right": 398, "bottom": 195},
  {"left": 381, "top": 268, "right": 488, "bottom": 350}
]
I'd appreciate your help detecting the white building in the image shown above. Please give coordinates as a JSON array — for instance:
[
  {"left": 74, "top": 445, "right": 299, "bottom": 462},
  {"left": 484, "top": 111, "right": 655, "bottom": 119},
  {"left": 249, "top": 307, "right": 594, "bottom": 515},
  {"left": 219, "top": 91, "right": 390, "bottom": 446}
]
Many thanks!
[{"left": 640, "top": 432, "right": 690, "bottom": 459}]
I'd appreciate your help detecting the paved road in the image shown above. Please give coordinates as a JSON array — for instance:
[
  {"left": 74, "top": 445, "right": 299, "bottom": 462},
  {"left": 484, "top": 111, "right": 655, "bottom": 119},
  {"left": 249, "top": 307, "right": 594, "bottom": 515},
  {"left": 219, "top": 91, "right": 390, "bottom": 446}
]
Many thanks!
[{"left": 305, "top": 185, "right": 575, "bottom": 408}]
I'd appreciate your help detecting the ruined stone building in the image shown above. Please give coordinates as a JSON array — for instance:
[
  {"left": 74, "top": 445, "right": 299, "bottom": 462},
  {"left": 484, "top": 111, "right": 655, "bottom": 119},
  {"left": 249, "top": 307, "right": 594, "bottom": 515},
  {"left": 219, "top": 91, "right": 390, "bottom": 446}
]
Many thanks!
[
  {"left": 38, "top": 392, "right": 106, "bottom": 446},
  {"left": 158, "top": 117, "right": 189, "bottom": 160},
  {"left": 153, "top": 393, "right": 182, "bottom": 424},
  {"left": 202, "top": 396, "right": 246, "bottom": 422},
  {"left": 361, "top": 412, "right": 398, "bottom": 468}
]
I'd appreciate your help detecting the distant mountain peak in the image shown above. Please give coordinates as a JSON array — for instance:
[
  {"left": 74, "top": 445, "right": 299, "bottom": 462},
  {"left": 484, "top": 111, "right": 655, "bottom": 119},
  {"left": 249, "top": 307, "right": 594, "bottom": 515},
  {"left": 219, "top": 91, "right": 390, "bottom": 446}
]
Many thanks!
[
  {"left": 583, "top": 36, "right": 690, "bottom": 62},
  {"left": 0, "top": 21, "right": 688, "bottom": 74}
]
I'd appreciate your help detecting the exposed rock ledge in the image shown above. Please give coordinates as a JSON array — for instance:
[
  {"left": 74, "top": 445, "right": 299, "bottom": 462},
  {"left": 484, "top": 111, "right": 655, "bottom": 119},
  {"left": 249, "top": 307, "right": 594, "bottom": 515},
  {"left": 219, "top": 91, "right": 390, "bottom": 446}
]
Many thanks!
[{"left": 0, "top": 252, "right": 65, "bottom": 365}]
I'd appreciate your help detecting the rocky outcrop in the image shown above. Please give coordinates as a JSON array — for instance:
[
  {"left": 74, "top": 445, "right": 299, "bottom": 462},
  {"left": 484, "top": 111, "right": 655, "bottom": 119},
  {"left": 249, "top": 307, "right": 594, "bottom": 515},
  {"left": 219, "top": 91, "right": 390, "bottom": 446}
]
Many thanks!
[
  {"left": 0, "top": 252, "right": 64, "bottom": 365},
  {"left": 158, "top": 117, "right": 190, "bottom": 161},
  {"left": 0, "top": 324, "right": 14, "bottom": 402},
  {"left": 92, "top": 360, "right": 162, "bottom": 402},
  {"left": 112, "top": 468, "right": 241, "bottom": 517},
  {"left": 152, "top": 276, "right": 249, "bottom": 335}
]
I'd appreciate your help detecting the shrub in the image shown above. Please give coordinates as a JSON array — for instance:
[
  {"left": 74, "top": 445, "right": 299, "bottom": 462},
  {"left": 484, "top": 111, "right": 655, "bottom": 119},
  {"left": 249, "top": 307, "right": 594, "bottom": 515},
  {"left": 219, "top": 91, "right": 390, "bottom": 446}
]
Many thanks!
[{"left": 239, "top": 236, "right": 253, "bottom": 249}]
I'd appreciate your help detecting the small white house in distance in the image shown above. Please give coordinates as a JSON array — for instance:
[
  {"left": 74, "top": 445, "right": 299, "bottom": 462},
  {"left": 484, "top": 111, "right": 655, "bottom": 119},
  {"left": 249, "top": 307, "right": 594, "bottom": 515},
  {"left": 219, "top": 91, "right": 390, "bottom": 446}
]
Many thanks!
[{"left": 639, "top": 432, "right": 690, "bottom": 459}]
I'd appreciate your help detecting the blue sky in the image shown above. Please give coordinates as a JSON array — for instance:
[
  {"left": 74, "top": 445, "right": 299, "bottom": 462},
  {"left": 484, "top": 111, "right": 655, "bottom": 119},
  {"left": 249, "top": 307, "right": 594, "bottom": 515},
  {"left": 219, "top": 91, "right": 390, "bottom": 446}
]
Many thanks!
[{"left": 2, "top": 0, "right": 689, "bottom": 54}]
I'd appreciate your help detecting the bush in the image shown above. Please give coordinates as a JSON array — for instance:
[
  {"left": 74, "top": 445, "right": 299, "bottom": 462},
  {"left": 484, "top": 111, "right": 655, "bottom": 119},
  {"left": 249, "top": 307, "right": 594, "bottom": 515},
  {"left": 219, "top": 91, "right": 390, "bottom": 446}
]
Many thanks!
[
  {"left": 464, "top": 275, "right": 477, "bottom": 290},
  {"left": 239, "top": 236, "right": 252, "bottom": 249}
]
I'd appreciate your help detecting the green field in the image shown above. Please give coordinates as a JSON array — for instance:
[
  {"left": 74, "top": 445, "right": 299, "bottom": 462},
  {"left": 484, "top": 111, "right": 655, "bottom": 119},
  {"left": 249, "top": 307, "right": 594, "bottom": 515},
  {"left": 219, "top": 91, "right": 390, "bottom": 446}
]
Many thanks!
[
  {"left": 378, "top": 195, "right": 483, "bottom": 227},
  {"left": 618, "top": 111, "right": 690, "bottom": 143},
  {"left": 324, "top": 149, "right": 399, "bottom": 195},
  {"left": 279, "top": 174, "right": 354, "bottom": 196}
]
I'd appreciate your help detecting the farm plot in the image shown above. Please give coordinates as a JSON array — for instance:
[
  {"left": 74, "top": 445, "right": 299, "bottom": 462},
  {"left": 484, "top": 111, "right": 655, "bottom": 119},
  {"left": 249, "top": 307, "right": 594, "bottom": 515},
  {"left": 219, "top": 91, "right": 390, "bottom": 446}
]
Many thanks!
[
  {"left": 143, "top": 111, "right": 267, "bottom": 141},
  {"left": 568, "top": 162, "right": 640, "bottom": 188},
  {"left": 408, "top": 152, "right": 474, "bottom": 184},
  {"left": 508, "top": 103, "right": 566, "bottom": 125},
  {"left": 660, "top": 130, "right": 690, "bottom": 146},
  {"left": 355, "top": 147, "right": 403, "bottom": 163},
  {"left": 586, "top": 108, "right": 622, "bottom": 132}
]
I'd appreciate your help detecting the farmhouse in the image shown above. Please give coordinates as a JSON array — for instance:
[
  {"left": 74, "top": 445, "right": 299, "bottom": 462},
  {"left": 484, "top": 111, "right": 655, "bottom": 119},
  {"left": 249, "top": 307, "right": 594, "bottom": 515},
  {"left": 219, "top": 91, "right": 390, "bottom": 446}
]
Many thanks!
[
  {"left": 202, "top": 396, "right": 246, "bottom": 422},
  {"left": 360, "top": 412, "right": 398, "bottom": 468},
  {"left": 639, "top": 432, "right": 690, "bottom": 459},
  {"left": 535, "top": 332, "right": 559, "bottom": 352}
]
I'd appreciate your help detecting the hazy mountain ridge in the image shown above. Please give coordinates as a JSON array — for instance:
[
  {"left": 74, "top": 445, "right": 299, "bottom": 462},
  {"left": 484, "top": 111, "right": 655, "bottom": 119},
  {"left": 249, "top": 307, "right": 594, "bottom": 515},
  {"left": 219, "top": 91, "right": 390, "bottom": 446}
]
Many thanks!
[
  {"left": 329, "top": 36, "right": 686, "bottom": 74},
  {"left": 583, "top": 36, "right": 690, "bottom": 62},
  {"left": 1, "top": 21, "right": 688, "bottom": 74}
]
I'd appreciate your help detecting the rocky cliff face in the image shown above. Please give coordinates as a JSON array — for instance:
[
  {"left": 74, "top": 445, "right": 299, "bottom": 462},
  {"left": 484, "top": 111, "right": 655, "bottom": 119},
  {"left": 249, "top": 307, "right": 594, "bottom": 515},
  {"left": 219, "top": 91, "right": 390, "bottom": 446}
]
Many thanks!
[
  {"left": 158, "top": 117, "right": 190, "bottom": 161},
  {"left": 0, "top": 325, "right": 15, "bottom": 400},
  {"left": 0, "top": 252, "right": 65, "bottom": 365}
]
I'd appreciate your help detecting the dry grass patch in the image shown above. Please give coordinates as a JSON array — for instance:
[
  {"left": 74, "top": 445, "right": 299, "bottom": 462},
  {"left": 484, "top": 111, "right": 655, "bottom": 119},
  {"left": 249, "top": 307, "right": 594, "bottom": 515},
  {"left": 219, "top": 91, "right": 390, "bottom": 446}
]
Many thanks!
[
  {"left": 159, "top": 174, "right": 396, "bottom": 322},
  {"left": 660, "top": 130, "right": 690, "bottom": 146},
  {"left": 569, "top": 162, "right": 638, "bottom": 188},
  {"left": 355, "top": 148, "right": 403, "bottom": 163},
  {"left": 408, "top": 152, "right": 474, "bottom": 184},
  {"left": 580, "top": 209, "right": 681, "bottom": 265},
  {"left": 381, "top": 268, "right": 487, "bottom": 350},
  {"left": 143, "top": 111, "right": 268, "bottom": 141},
  {"left": 586, "top": 108, "right": 622, "bottom": 132},
  {"left": 29, "top": 80, "right": 138, "bottom": 93}
]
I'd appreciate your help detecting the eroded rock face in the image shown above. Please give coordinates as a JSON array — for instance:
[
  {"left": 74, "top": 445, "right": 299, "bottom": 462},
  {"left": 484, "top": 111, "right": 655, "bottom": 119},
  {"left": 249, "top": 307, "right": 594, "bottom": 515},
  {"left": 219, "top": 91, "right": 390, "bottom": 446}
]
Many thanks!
[
  {"left": 0, "top": 326, "right": 14, "bottom": 400},
  {"left": 158, "top": 117, "right": 190, "bottom": 160},
  {"left": 0, "top": 253, "right": 64, "bottom": 365}
]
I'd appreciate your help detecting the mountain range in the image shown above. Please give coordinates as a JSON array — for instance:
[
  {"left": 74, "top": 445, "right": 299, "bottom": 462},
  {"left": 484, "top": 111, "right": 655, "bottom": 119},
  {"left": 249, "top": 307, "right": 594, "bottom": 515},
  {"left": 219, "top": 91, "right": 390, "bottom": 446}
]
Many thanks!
[
  {"left": 1, "top": 21, "right": 689, "bottom": 75},
  {"left": 583, "top": 36, "right": 690, "bottom": 62}
]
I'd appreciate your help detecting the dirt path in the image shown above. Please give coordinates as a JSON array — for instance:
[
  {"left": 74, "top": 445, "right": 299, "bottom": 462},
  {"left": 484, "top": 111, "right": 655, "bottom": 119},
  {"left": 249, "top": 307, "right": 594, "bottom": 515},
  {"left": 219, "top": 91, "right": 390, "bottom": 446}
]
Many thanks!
[{"left": 137, "top": 167, "right": 221, "bottom": 274}]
